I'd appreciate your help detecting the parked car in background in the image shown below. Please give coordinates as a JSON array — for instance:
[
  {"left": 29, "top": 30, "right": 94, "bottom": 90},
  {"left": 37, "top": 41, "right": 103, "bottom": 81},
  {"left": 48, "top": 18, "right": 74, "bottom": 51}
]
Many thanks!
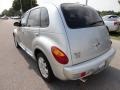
[
  {"left": 11, "top": 16, "right": 20, "bottom": 19},
  {"left": 102, "top": 15, "right": 120, "bottom": 32},
  {"left": 0, "top": 16, "right": 8, "bottom": 20},
  {"left": 13, "top": 2, "right": 115, "bottom": 82}
]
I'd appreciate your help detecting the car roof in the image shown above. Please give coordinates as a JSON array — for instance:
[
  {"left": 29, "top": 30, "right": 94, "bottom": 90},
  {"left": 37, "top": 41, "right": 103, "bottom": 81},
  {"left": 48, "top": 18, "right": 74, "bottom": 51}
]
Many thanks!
[{"left": 29, "top": 0, "right": 91, "bottom": 11}]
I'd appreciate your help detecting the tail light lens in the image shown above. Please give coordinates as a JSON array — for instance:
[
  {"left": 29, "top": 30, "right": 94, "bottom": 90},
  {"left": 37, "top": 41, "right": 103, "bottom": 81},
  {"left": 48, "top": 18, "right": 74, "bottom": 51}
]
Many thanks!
[
  {"left": 80, "top": 72, "right": 86, "bottom": 78},
  {"left": 114, "top": 21, "right": 120, "bottom": 25},
  {"left": 51, "top": 46, "right": 69, "bottom": 64}
]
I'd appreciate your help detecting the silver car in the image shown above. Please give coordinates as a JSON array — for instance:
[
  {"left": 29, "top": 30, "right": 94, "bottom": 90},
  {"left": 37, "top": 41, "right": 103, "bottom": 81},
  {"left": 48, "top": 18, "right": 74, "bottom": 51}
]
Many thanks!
[
  {"left": 103, "top": 15, "right": 120, "bottom": 32},
  {"left": 13, "top": 2, "right": 116, "bottom": 82}
]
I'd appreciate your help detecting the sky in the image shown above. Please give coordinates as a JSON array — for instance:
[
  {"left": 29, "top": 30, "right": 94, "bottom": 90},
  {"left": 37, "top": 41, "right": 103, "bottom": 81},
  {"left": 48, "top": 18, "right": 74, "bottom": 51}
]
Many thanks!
[{"left": 0, "top": 0, "right": 120, "bottom": 14}]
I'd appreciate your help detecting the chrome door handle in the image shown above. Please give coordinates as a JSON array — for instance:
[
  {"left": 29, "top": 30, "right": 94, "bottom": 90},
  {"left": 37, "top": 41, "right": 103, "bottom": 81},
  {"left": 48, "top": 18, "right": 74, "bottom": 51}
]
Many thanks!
[{"left": 34, "top": 32, "right": 39, "bottom": 36}]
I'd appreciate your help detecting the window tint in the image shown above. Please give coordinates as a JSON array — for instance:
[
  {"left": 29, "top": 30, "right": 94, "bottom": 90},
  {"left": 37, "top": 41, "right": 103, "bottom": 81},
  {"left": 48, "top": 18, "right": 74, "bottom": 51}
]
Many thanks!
[
  {"left": 61, "top": 3, "right": 104, "bottom": 29},
  {"left": 27, "top": 8, "right": 41, "bottom": 27},
  {"left": 40, "top": 7, "right": 49, "bottom": 27},
  {"left": 21, "top": 12, "right": 29, "bottom": 26}
]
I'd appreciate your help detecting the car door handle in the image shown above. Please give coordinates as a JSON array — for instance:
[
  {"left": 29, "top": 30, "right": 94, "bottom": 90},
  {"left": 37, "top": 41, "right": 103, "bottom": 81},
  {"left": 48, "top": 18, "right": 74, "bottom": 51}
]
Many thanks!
[{"left": 34, "top": 32, "right": 39, "bottom": 36}]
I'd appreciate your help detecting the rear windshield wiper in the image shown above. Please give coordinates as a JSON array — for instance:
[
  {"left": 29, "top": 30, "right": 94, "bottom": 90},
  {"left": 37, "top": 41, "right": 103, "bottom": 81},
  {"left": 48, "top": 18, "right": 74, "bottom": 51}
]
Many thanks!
[{"left": 88, "top": 21, "right": 103, "bottom": 26}]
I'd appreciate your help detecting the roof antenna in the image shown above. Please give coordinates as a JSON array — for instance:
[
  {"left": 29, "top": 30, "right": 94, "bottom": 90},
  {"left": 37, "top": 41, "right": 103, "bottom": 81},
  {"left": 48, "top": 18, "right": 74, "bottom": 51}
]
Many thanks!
[{"left": 86, "top": 0, "right": 88, "bottom": 5}]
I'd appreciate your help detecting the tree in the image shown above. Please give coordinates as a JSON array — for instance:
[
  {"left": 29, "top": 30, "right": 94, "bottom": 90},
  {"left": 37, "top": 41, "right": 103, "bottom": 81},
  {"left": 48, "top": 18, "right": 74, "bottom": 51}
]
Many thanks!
[
  {"left": 99, "top": 11, "right": 120, "bottom": 16},
  {"left": 119, "top": 0, "right": 120, "bottom": 4},
  {"left": 1, "top": 9, "right": 9, "bottom": 16},
  {"left": 12, "top": 0, "right": 38, "bottom": 13},
  {"left": 7, "top": 8, "right": 15, "bottom": 16}
]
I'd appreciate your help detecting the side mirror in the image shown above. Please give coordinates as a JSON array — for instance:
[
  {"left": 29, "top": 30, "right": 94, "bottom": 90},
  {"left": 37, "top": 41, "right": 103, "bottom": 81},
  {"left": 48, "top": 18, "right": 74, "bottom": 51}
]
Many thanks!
[{"left": 14, "top": 22, "right": 21, "bottom": 27}]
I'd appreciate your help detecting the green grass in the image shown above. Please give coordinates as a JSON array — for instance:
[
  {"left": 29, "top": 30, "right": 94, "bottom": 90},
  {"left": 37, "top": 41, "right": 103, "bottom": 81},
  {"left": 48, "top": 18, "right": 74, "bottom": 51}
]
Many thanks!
[{"left": 110, "top": 29, "right": 120, "bottom": 40}]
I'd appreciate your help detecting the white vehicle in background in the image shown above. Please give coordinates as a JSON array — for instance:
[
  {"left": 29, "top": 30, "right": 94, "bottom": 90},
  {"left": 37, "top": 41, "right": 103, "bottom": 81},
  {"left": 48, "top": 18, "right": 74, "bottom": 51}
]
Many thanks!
[
  {"left": 0, "top": 16, "right": 9, "bottom": 20},
  {"left": 11, "top": 16, "right": 20, "bottom": 19},
  {"left": 102, "top": 15, "right": 120, "bottom": 32}
]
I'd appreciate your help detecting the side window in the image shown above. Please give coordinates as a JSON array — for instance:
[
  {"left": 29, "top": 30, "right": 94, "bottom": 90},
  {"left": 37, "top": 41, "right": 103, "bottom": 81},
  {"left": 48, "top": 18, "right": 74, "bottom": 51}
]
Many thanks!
[
  {"left": 40, "top": 7, "right": 49, "bottom": 27},
  {"left": 27, "top": 8, "right": 41, "bottom": 27},
  {"left": 21, "top": 12, "right": 29, "bottom": 26}
]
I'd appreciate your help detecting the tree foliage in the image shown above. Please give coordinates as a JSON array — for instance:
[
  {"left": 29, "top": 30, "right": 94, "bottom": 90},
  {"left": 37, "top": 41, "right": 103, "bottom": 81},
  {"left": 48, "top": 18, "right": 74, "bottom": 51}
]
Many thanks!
[
  {"left": 98, "top": 11, "right": 120, "bottom": 16},
  {"left": 12, "top": 0, "right": 38, "bottom": 13},
  {"left": 1, "top": 0, "right": 38, "bottom": 16},
  {"left": 1, "top": 9, "right": 8, "bottom": 16}
]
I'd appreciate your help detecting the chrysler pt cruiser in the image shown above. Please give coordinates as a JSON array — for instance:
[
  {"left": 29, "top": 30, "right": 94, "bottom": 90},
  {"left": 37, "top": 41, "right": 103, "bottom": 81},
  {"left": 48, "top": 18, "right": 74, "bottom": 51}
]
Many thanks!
[{"left": 13, "top": 2, "right": 116, "bottom": 82}]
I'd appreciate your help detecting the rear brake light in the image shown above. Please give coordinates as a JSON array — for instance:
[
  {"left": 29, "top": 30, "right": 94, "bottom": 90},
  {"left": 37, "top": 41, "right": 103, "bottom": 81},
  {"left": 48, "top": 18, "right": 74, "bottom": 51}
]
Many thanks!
[
  {"left": 114, "top": 21, "right": 120, "bottom": 25},
  {"left": 80, "top": 72, "right": 86, "bottom": 78},
  {"left": 51, "top": 46, "right": 69, "bottom": 64}
]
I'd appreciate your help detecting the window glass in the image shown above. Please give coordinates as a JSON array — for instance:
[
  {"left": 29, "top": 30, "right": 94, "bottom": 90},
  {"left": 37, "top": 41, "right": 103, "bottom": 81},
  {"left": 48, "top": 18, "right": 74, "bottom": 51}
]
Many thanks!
[
  {"left": 21, "top": 12, "right": 29, "bottom": 26},
  {"left": 27, "top": 8, "right": 41, "bottom": 27},
  {"left": 40, "top": 7, "right": 49, "bottom": 27},
  {"left": 61, "top": 3, "right": 104, "bottom": 29}
]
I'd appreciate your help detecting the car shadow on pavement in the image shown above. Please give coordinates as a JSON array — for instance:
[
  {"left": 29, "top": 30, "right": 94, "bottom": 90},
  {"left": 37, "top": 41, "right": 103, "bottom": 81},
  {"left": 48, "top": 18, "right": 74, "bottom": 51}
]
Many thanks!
[
  {"left": 17, "top": 48, "right": 120, "bottom": 90},
  {"left": 17, "top": 48, "right": 40, "bottom": 76},
  {"left": 47, "top": 67, "right": 120, "bottom": 90}
]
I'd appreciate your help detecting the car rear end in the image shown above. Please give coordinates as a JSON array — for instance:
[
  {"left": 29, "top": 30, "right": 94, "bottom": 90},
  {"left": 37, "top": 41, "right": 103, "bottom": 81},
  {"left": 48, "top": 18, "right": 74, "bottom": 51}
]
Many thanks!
[
  {"left": 104, "top": 20, "right": 120, "bottom": 31},
  {"left": 59, "top": 3, "right": 116, "bottom": 80},
  {"left": 103, "top": 15, "right": 120, "bottom": 32}
]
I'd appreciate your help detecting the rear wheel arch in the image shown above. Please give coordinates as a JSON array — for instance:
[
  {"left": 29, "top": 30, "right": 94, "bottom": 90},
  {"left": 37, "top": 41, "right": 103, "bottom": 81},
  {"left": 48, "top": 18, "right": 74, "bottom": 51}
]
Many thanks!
[
  {"left": 34, "top": 48, "right": 55, "bottom": 82},
  {"left": 34, "top": 49, "right": 45, "bottom": 60},
  {"left": 34, "top": 48, "right": 51, "bottom": 65}
]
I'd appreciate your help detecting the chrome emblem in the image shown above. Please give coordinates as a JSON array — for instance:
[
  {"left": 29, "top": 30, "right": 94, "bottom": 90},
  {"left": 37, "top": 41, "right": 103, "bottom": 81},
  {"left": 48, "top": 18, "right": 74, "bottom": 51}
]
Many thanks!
[
  {"left": 74, "top": 52, "right": 81, "bottom": 59},
  {"left": 95, "top": 40, "right": 101, "bottom": 48},
  {"left": 93, "top": 39, "right": 101, "bottom": 48}
]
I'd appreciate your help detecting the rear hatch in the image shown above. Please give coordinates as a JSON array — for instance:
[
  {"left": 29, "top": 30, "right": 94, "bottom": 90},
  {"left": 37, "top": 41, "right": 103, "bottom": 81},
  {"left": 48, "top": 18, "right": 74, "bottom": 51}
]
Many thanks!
[{"left": 61, "top": 3, "right": 111, "bottom": 65}]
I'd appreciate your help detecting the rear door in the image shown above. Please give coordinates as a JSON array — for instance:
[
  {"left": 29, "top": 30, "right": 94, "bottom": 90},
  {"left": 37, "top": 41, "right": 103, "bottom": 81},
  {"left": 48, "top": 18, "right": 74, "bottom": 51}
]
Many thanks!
[{"left": 61, "top": 3, "right": 111, "bottom": 65}]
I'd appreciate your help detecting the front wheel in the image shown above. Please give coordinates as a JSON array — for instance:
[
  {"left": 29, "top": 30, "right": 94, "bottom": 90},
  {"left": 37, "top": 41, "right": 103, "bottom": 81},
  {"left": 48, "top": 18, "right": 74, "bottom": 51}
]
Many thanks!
[
  {"left": 37, "top": 53, "right": 55, "bottom": 82},
  {"left": 13, "top": 35, "right": 19, "bottom": 48}
]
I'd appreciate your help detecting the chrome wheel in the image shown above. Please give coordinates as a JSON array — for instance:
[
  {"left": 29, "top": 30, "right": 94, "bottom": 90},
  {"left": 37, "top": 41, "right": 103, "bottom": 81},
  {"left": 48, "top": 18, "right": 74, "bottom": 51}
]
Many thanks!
[
  {"left": 37, "top": 53, "right": 55, "bottom": 82},
  {"left": 38, "top": 57, "right": 48, "bottom": 78}
]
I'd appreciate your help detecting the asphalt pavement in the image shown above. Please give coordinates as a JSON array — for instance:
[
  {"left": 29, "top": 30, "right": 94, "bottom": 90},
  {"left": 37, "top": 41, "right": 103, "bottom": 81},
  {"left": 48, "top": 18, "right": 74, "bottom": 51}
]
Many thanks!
[{"left": 0, "top": 19, "right": 120, "bottom": 90}]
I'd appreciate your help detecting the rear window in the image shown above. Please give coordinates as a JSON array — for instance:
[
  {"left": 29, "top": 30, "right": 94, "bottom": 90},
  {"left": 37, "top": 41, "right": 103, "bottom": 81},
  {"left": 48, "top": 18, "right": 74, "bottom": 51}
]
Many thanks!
[
  {"left": 109, "top": 15, "right": 119, "bottom": 18},
  {"left": 108, "top": 15, "right": 119, "bottom": 21},
  {"left": 61, "top": 3, "right": 104, "bottom": 29}
]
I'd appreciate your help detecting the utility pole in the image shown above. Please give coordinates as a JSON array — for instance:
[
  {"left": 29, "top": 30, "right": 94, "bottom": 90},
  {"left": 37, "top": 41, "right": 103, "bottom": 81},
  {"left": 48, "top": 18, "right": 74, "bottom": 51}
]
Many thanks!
[
  {"left": 20, "top": 0, "right": 23, "bottom": 14},
  {"left": 86, "top": 0, "right": 88, "bottom": 5}
]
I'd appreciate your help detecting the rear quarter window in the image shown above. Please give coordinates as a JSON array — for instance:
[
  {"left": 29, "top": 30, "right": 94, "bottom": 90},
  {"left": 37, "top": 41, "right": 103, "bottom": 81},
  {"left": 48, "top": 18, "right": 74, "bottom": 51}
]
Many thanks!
[{"left": 40, "top": 7, "right": 49, "bottom": 28}]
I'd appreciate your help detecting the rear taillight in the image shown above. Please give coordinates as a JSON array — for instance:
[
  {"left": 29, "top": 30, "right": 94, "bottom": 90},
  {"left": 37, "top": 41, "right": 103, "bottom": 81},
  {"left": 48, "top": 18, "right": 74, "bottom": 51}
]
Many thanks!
[
  {"left": 80, "top": 72, "right": 86, "bottom": 78},
  {"left": 114, "top": 21, "right": 120, "bottom": 25},
  {"left": 51, "top": 46, "right": 69, "bottom": 64}
]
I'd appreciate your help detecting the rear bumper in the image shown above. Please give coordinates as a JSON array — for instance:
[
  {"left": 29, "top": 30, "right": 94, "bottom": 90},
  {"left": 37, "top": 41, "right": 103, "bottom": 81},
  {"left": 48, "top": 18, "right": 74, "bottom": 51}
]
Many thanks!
[
  {"left": 63, "top": 48, "right": 116, "bottom": 80},
  {"left": 109, "top": 25, "right": 120, "bottom": 31}
]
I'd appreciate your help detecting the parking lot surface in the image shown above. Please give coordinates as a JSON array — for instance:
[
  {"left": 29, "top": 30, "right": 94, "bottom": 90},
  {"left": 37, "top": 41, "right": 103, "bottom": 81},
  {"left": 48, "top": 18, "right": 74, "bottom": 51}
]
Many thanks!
[{"left": 0, "top": 19, "right": 120, "bottom": 90}]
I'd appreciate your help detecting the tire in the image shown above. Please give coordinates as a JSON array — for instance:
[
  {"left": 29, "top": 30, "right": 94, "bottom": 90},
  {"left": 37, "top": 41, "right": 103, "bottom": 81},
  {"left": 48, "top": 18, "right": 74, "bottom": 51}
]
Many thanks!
[
  {"left": 37, "top": 53, "right": 55, "bottom": 82},
  {"left": 13, "top": 35, "right": 19, "bottom": 48}
]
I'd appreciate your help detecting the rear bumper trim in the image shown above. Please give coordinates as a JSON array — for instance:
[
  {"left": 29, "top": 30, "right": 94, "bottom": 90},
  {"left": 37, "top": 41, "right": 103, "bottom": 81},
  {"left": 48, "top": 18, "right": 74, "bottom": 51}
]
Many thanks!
[{"left": 63, "top": 48, "right": 116, "bottom": 80}]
